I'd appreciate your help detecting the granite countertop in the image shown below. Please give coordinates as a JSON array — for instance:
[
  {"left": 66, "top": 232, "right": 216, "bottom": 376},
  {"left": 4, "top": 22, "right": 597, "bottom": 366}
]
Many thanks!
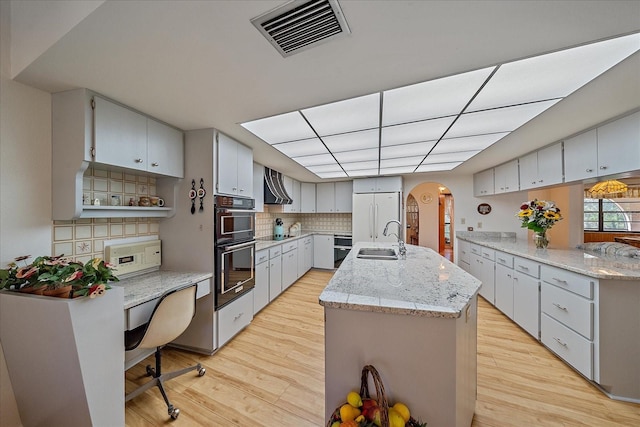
[
  {"left": 318, "top": 242, "right": 482, "bottom": 318},
  {"left": 114, "top": 270, "right": 213, "bottom": 309},
  {"left": 255, "top": 230, "right": 351, "bottom": 251},
  {"left": 456, "top": 231, "right": 640, "bottom": 280}
]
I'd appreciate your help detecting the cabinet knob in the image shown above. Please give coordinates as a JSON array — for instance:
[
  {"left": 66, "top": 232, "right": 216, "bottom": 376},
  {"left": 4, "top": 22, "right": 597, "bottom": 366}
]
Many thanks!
[
  {"left": 600, "top": 166, "right": 607, "bottom": 170},
  {"left": 151, "top": 162, "right": 159, "bottom": 167},
  {"left": 232, "top": 187, "right": 237, "bottom": 191},
  {"left": 586, "top": 169, "right": 593, "bottom": 173},
  {"left": 539, "top": 179, "right": 543, "bottom": 183},
  {"left": 239, "top": 189, "right": 244, "bottom": 192},
  {"left": 135, "top": 158, "right": 143, "bottom": 163}
]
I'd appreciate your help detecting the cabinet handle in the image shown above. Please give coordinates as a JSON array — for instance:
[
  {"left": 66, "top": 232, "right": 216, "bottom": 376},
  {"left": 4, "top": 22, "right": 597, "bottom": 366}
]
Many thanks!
[
  {"left": 599, "top": 166, "right": 607, "bottom": 170},
  {"left": 232, "top": 187, "right": 237, "bottom": 191},
  {"left": 234, "top": 312, "right": 244, "bottom": 321},
  {"left": 552, "top": 302, "right": 568, "bottom": 311},
  {"left": 553, "top": 337, "right": 568, "bottom": 347},
  {"left": 135, "top": 158, "right": 143, "bottom": 163},
  {"left": 552, "top": 277, "right": 567, "bottom": 284},
  {"left": 507, "top": 274, "right": 512, "bottom": 278},
  {"left": 518, "top": 265, "right": 528, "bottom": 270},
  {"left": 538, "top": 179, "right": 544, "bottom": 183},
  {"left": 239, "top": 189, "right": 244, "bottom": 192},
  {"left": 531, "top": 181, "right": 536, "bottom": 184},
  {"left": 498, "top": 258, "right": 505, "bottom": 262},
  {"left": 586, "top": 169, "right": 593, "bottom": 173},
  {"left": 151, "top": 162, "right": 159, "bottom": 167}
]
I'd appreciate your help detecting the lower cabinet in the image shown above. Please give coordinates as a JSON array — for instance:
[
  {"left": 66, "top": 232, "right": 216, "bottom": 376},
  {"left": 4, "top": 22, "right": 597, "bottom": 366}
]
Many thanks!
[
  {"left": 512, "top": 271, "right": 540, "bottom": 338},
  {"left": 470, "top": 245, "right": 495, "bottom": 304},
  {"left": 457, "top": 239, "right": 471, "bottom": 273},
  {"left": 269, "top": 246, "right": 283, "bottom": 302},
  {"left": 254, "top": 250, "right": 270, "bottom": 315},
  {"left": 297, "top": 236, "right": 313, "bottom": 278},
  {"left": 217, "top": 290, "right": 253, "bottom": 348},
  {"left": 314, "top": 234, "right": 334, "bottom": 269},
  {"left": 282, "top": 241, "right": 298, "bottom": 290},
  {"left": 495, "top": 263, "right": 514, "bottom": 319}
]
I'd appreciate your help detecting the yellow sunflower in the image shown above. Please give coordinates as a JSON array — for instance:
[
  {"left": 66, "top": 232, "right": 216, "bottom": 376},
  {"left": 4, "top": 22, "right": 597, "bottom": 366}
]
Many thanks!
[{"left": 518, "top": 209, "right": 533, "bottom": 217}]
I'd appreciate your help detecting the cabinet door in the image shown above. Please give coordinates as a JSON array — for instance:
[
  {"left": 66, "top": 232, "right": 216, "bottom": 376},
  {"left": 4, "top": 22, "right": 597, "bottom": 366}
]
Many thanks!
[
  {"left": 282, "top": 249, "right": 298, "bottom": 290},
  {"left": 519, "top": 151, "right": 539, "bottom": 190},
  {"left": 236, "top": 141, "right": 253, "bottom": 197},
  {"left": 375, "top": 176, "right": 403, "bottom": 192},
  {"left": 269, "top": 256, "right": 282, "bottom": 302},
  {"left": 513, "top": 272, "right": 540, "bottom": 339},
  {"left": 304, "top": 238, "right": 314, "bottom": 271},
  {"left": 93, "top": 96, "right": 147, "bottom": 171},
  {"left": 494, "top": 160, "right": 519, "bottom": 193},
  {"left": 254, "top": 261, "right": 270, "bottom": 314},
  {"left": 300, "top": 183, "right": 316, "bottom": 213},
  {"left": 147, "top": 119, "right": 184, "bottom": 178},
  {"left": 253, "top": 163, "right": 265, "bottom": 212},
  {"left": 335, "top": 181, "right": 353, "bottom": 212},
  {"left": 316, "top": 183, "right": 335, "bottom": 213},
  {"left": 564, "top": 130, "right": 598, "bottom": 182},
  {"left": 353, "top": 178, "right": 377, "bottom": 193},
  {"left": 470, "top": 253, "right": 495, "bottom": 304},
  {"left": 314, "top": 235, "right": 334, "bottom": 269},
  {"left": 283, "top": 177, "right": 300, "bottom": 212},
  {"left": 495, "top": 264, "right": 514, "bottom": 319},
  {"left": 537, "top": 143, "right": 563, "bottom": 187},
  {"left": 597, "top": 111, "right": 640, "bottom": 176},
  {"left": 217, "top": 133, "right": 239, "bottom": 195},
  {"left": 473, "top": 169, "right": 494, "bottom": 196}
]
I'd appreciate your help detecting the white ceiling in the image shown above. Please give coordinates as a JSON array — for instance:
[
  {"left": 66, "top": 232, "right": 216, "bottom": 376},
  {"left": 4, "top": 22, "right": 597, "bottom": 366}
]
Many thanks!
[{"left": 10, "top": 0, "right": 640, "bottom": 182}]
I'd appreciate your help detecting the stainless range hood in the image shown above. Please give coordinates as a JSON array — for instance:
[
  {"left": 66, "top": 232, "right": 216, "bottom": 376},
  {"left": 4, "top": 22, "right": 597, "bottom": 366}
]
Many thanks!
[{"left": 264, "top": 167, "right": 293, "bottom": 204}]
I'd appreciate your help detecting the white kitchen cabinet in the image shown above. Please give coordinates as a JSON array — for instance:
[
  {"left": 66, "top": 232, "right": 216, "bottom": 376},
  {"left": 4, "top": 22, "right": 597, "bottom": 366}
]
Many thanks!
[
  {"left": 281, "top": 242, "right": 299, "bottom": 290},
  {"left": 519, "top": 143, "right": 563, "bottom": 190},
  {"left": 470, "top": 245, "right": 495, "bottom": 304},
  {"left": 513, "top": 256, "right": 540, "bottom": 339},
  {"left": 316, "top": 181, "right": 353, "bottom": 213},
  {"left": 217, "top": 132, "right": 253, "bottom": 197},
  {"left": 217, "top": 290, "right": 254, "bottom": 348},
  {"left": 269, "top": 246, "right": 283, "bottom": 302},
  {"left": 473, "top": 169, "right": 494, "bottom": 196},
  {"left": 564, "top": 129, "right": 598, "bottom": 182},
  {"left": 495, "top": 263, "right": 514, "bottom": 319},
  {"left": 297, "top": 236, "right": 313, "bottom": 278},
  {"left": 254, "top": 250, "right": 270, "bottom": 314},
  {"left": 353, "top": 176, "right": 402, "bottom": 193},
  {"left": 596, "top": 111, "right": 640, "bottom": 176},
  {"left": 314, "top": 234, "right": 334, "bottom": 269},
  {"left": 253, "top": 163, "right": 265, "bottom": 212},
  {"left": 147, "top": 118, "right": 184, "bottom": 178},
  {"left": 493, "top": 160, "right": 519, "bottom": 194},
  {"left": 283, "top": 176, "right": 301, "bottom": 213},
  {"left": 335, "top": 181, "right": 353, "bottom": 212},
  {"left": 300, "top": 183, "right": 316, "bottom": 213},
  {"left": 457, "top": 239, "right": 471, "bottom": 273}
]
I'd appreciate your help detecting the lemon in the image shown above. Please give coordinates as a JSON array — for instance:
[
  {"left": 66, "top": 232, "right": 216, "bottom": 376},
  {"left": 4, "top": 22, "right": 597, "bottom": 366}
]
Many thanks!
[
  {"left": 388, "top": 407, "right": 406, "bottom": 427},
  {"left": 339, "top": 403, "right": 361, "bottom": 422},
  {"left": 347, "top": 391, "right": 363, "bottom": 408},
  {"left": 392, "top": 402, "right": 411, "bottom": 422}
]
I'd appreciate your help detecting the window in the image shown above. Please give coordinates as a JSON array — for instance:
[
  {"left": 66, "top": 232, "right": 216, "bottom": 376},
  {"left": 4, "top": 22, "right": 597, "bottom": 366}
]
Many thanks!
[{"left": 584, "top": 198, "right": 640, "bottom": 232}]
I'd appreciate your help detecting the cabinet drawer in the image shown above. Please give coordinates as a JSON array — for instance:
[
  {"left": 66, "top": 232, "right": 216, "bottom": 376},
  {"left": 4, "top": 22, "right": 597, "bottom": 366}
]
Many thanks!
[
  {"left": 541, "top": 282, "right": 593, "bottom": 339},
  {"left": 514, "top": 256, "right": 540, "bottom": 278},
  {"left": 470, "top": 244, "right": 482, "bottom": 256},
  {"left": 256, "top": 249, "right": 269, "bottom": 265},
  {"left": 218, "top": 291, "right": 253, "bottom": 347},
  {"left": 541, "top": 314, "right": 593, "bottom": 379},
  {"left": 283, "top": 241, "right": 298, "bottom": 253},
  {"left": 541, "top": 265, "right": 594, "bottom": 299},
  {"left": 480, "top": 248, "right": 495, "bottom": 261},
  {"left": 495, "top": 251, "right": 514, "bottom": 268},
  {"left": 269, "top": 246, "right": 282, "bottom": 259},
  {"left": 196, "top": 279, "right": 211, "bottom": 299},
  {"left": 127, "top": 299, "right": 156, "bottom": 331}
]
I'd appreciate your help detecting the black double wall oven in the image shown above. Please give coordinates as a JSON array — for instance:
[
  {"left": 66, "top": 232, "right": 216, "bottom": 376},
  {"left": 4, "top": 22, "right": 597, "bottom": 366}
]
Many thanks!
[{"left": 214, "top": 195, "right": 256, "bottom": 310}]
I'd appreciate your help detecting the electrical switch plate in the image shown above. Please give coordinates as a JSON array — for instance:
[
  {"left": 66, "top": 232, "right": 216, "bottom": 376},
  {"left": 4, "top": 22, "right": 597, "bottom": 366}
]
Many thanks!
[
  {"left": 477, "top": 222, "right": 482, "bottom": 228},
  {"left": 461, "top": 218, "right": 466, "bottom": 224}
]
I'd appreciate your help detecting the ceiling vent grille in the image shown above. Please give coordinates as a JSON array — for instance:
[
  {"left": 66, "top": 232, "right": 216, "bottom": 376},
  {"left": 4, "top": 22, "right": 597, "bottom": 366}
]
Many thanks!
[{"left": 251, "top": 0, "right": 350, "bottom": 57}]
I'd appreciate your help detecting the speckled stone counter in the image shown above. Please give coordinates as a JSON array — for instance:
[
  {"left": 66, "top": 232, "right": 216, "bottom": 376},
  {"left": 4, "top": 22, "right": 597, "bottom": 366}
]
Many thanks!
[
  {"left": 255, "top": 230, "right": 349, "bottom": 252},
  {"left": 456, "top": 231, "right": 640, "bottom": 280},
  {"left": 115, "top": 270, "right": 213, "bottom": 309},
  {"left": 319, "top": 242, "right": 481, "bottom": 318}
]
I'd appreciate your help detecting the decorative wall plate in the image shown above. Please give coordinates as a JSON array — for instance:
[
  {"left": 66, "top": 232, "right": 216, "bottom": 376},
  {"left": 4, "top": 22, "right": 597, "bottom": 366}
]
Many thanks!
[
  {"left": 420, "top": 192, "right": 433, "bottom": 204},
  {"left": 477, "top": 203, "right": 492, "bottom": 215}
]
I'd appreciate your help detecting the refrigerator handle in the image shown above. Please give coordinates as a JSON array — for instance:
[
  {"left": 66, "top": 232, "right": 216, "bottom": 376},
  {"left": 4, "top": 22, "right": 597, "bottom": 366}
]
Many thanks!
[
  {"left": 369, "top": 203, "right": 373, "bottom": 238},
  {"left": 375, "top": 204, "right": 379, "bottom": 239}
]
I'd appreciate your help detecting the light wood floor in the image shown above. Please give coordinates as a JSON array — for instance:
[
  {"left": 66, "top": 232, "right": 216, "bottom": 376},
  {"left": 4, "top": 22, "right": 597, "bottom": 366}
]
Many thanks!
[{"left": 125, "top": 270, "right": 640, "bottom": 426}]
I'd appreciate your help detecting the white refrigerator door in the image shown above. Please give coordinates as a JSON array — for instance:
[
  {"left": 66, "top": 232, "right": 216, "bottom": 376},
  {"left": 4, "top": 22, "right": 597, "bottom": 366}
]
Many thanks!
[
  {"left": 374, "top": 192, "right": 401, "bottom": 243},
  {"left": 352, "top": 193, "right": 375, "bottom": 243}
]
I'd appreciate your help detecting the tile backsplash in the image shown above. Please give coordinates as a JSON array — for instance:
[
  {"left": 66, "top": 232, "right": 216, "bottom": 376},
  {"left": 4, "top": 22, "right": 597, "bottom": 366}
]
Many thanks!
[
  {"left": 52, "top": 167, "right": 160, "bottom": 262},
  {"left": 256, "top": 206, "right": 352, "bottom": 239}
]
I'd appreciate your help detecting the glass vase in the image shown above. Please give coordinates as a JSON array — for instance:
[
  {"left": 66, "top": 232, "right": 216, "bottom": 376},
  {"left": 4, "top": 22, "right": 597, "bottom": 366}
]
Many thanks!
[{"left": 534, "top": 231, "right": 549, "bottom": 249}]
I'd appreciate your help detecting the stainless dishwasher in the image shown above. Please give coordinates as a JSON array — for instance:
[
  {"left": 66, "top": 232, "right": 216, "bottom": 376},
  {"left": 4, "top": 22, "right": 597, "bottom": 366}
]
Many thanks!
[{"left": 334, "top": 234, "right": 352, "bottom": 268}]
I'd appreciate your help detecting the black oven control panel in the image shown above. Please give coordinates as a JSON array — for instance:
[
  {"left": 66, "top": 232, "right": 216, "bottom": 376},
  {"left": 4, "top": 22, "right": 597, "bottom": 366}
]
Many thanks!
[{"left": 214, "top": 195, "right": 255, "bottom": 210}]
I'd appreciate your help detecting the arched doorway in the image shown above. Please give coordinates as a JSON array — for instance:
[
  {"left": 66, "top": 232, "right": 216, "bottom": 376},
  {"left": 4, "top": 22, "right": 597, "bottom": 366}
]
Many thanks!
[{"left": 407, "top": 182, "right": 454, "bottom": 261}]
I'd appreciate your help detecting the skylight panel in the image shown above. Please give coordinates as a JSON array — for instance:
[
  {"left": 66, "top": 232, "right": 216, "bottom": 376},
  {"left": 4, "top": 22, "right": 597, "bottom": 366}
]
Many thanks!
[
  {"left": 347, "top": 169, "right": 380, "bottom": 177},
  {"left": 302, "top": 93, "right": 380, "bottom": 136},
  {"left": 241, "top": 111, "right": 315, "bottom": 144},
  {"left": 445, "top": 100, "right": 560, "bottom": 138},
  {"left": 292, "top": 153, "right": 337, "bottom": 166},
  {"left": 381, "top": 116, "right": 455, "bottom": 147},
  {"left": 272, "top": 138, "right": 328, "bottom": 157},
  {"left": 322, "top": 129, "right": 379, "bottom": 152},
  {"left": 420, "top": 151, "right": 480, "bottom": 164},
  {"left": 307, "top": 164, "right": 345, "bottom": 173},
  {"left": 382, "top": 67, "right": 495, "bottom": 126},
  {"left": 380, "top": 141, "right": 438, "bottom": 159},
  {"left": 415, "top": 162, "right": 463, "bottom": 172},
  {"left": 341, "top": 160, "right": 380, "bottom": 171},
  {"left": 468, "top": 33, "right": 640, "bottom": 111},
  {"left": 430, "top": 132, "right": 508, "bottom": 154},
  {"left": 380, "top": 156, "right": 424, "bottom": 168},
  {"left": 379, "top": 166, "right": 418, "bottom": 175},
  {"left": 332, "top": 148, "right": 379, "bottom": 163}
]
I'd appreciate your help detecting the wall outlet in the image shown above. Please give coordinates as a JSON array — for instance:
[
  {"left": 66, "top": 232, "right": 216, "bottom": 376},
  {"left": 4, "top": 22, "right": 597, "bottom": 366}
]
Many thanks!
[
  {"left": 467, "top": 226, "right": 474, "bottom": 231},
  {"left": 477, "top": 222, "right": 482, "bottom": 229},
  {"left": 460, "top": 218, "right": 466, "bottom": 225}
]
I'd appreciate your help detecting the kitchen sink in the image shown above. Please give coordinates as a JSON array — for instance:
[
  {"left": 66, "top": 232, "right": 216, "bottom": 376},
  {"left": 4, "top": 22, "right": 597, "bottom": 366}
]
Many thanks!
[{"left": 356, "top": 248, "right": 398, "bottom": 260}]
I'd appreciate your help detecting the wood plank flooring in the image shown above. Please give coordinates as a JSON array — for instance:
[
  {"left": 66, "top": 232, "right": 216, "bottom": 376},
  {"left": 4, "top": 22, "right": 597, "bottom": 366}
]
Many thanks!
[{"left": 125, "top": 270, "right": 640, "bottom": 426}]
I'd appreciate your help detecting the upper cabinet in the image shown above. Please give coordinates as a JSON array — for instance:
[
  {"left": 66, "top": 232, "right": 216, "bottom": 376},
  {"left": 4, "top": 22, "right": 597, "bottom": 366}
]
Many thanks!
[
  {"left": 216, "top": 132, "right": 253, "bottom": 198},
  {"left": 316, "top": 181, "right": 353, "bottom": 213},
  {"left": 494, "top": 160, "right": 519, "bottom": 194},
  {"left": 564, "top": 111, "right": 640, "bottom": 183},
  {"left": 300, "top": 183, "right": 316, "bottom": 213},
  {"left": 282, "top": 176, "right": 301, "bottom": 213},
  {"left": 52, "top": 89, "right": 183, "bottom": 220},
  {"left": 519, "top": 142, "right": 563, "bottom": 191},
  {"left": 353, "top": 176, "right": 402, "bottom": 193},
  {"left": 253, "top": 163, "right": 265, "bottom": 212},
  {"left": 473, "top": 169, "right": 494, "bottom": 197}
]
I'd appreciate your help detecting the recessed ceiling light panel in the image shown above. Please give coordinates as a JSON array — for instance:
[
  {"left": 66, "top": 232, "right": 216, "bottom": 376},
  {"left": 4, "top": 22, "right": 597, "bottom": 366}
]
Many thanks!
[
  {"left": 381, "top": 116, "right": 455, "bottom": 147},
  {"left": 415, "top": 162, "right": 463, "bottom": 172},
  {"left": 380, "top": 141, "right": 438, "bottom": 159},
  {"left": 302, "top": 93, "right": 380, "bottom": 136},
  {"left": 332, "top": 148, "right": 379, "bottom": 163},
  {"left": 272, "top": 138, "right": 328, "bottom": 157},
  {"left": 430, "top": 132, "right": 509, "bottom": 154},
  {"left": 322, "top": 129, "right": 379, "bottom": 152},
  {"left": 292, "top": 153, "right": 336, "bottom": 166},
  {"left": 241, "top": 111, "right": 315, "bottom": 144}
]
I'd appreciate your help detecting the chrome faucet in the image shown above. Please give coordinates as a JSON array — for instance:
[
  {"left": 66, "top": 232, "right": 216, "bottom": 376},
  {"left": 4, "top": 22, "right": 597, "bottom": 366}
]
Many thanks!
[{"left": 383, "top": 220, "right": 406, "bottom": 258}]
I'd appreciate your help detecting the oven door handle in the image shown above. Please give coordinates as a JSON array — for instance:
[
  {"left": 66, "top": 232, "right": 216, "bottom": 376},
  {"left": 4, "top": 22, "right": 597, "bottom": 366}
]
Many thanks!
[
  {"left": 222, "top": 240, "right": 256, "bottom": 251},
  {"left": 217, "top": 208, "right": 256, "bottom": 213}
]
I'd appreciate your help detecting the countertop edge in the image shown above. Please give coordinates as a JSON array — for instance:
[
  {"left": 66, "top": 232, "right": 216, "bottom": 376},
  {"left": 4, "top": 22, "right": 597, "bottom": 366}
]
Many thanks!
[{"left": 318, "top": 298, "right": 463, "bottom": 318}]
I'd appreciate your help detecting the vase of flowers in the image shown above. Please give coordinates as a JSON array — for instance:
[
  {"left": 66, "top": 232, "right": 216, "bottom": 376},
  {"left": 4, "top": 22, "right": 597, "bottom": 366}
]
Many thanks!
[{"left": 516, "top": 199, "right": 563, "bottom": 249}]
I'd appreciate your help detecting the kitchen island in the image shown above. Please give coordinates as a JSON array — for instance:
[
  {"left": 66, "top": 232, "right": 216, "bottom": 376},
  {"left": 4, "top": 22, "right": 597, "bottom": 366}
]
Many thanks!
[{"left": 319, "top": 242, "right": 482, "bottom": 427}]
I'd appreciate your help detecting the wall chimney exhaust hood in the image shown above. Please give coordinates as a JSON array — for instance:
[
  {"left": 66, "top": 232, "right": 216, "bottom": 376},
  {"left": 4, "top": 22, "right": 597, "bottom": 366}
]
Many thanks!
[{"left": 264, "top": 167, "right": 293, "bottom": 204}]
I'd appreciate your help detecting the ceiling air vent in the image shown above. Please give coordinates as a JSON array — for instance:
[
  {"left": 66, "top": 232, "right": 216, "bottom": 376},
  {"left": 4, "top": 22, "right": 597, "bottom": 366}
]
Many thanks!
[{"left": 251, "top": 0, "right": 351, "bottom": 57}]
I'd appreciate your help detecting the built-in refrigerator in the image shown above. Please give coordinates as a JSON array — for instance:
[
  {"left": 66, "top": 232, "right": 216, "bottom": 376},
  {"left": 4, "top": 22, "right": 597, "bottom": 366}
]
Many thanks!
[{"left": 352, "top": 192, "right": 401, "bottom": 243}]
